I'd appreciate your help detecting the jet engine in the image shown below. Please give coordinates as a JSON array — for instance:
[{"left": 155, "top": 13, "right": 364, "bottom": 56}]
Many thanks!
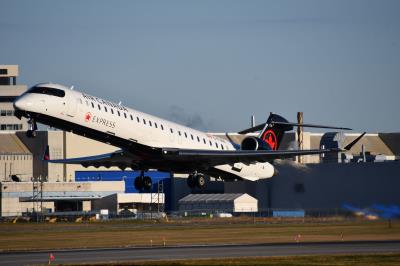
[{"left": 241, "top": 136, "right": 270, "bottom": 151}]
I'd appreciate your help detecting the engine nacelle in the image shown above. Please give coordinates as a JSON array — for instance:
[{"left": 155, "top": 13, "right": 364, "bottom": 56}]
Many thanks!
[{"left": 241, "top": 136, "right": 270, "bottom": 151}]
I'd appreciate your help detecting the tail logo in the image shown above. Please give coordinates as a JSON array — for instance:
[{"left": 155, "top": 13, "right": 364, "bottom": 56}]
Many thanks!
[{"left": 262, "top": 129, "right": 278, "bottom": 150}]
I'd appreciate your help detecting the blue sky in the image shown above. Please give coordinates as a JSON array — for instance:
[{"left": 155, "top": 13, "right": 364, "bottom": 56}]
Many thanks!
[{"left": 1, "top": 0, "right": 399, "bottom": 132}]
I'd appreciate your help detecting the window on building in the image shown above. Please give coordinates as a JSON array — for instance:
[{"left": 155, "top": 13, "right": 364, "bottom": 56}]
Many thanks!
[{"left": 0, "top": 110, "right": 5, "bottom": 116}]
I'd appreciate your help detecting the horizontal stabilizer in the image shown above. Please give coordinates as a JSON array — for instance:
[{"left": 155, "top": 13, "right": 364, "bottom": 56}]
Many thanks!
[
  {"left": 239, "top": 121, "right": 351, "bottom": 134},
  {"left": 270, "top": 121, "right": 351, "bottom": 131}
]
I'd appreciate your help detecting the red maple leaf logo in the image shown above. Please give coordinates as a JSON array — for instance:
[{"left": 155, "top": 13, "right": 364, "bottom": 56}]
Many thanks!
[
  {"left": 84, "top": 112, "right": 92, "bottom": 122},
  {"left": 262, "top": 129, "right": 278, "bottom": 150}
]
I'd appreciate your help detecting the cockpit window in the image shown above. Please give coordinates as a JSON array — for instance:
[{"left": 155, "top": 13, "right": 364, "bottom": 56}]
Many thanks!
[{"left": 28, "top": 86, "right": 65, "bottom": 97}]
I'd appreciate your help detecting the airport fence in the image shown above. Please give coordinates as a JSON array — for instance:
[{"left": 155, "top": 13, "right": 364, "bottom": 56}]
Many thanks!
[{"left": 0, "top": 207, "right": 383, "bottom": 223}]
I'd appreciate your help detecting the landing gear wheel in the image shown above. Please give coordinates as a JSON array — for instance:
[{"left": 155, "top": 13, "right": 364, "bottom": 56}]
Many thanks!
[
  {"left": 195, "top": 174, "right": 206, "bottom": 189},
  {"left": 143, "top": 176, "right": 152, "bottom": 191}
]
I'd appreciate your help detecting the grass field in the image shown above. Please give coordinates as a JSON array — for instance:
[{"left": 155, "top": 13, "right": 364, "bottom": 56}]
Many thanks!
[
  {"left": 61, "top": 254, "right": 400, "bottom": 266},
  {"left": 0, "top": 218, "right": 399, "bottom": 252}
]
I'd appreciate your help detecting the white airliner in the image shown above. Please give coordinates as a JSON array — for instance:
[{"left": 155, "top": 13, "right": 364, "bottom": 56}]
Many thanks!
[{"left": 13, "top": 83, "right": 364, "bottom": 190}]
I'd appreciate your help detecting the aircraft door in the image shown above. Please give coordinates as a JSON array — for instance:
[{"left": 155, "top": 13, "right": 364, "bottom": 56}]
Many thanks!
[{"left": 67, "top": 97, "right": 79, "bottom": 117}]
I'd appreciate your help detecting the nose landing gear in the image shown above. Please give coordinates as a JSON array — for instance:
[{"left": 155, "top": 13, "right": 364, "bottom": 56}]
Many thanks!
[{"left": 26, "top": 117, "right": 38, "bottom": 138}]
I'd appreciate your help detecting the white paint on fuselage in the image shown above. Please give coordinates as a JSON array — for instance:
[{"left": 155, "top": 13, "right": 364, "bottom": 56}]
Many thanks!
[{"left": 15, "top": 83, "right": 275, "bottom": 180}]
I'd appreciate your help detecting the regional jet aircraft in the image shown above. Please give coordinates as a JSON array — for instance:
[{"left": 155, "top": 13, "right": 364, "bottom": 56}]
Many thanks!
[{"left": 13, "top": 83, "right": 364, "bottom": 190}]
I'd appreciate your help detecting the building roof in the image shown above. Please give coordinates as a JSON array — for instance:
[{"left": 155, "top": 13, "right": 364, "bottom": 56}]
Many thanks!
[
  {"left": 0, "top": 133, "right": 31, "bottom": 154},
  {"left": 179, "top": 193, "right": 254, "bottom": 203}
]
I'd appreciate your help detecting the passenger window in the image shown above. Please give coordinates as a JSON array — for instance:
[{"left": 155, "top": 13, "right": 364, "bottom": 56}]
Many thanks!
[
  {"left": 197, "top": 136, "right": 200, "bottom": 142},
  {"left": 117, "top": 111, "right": 120, "bottom": 116},
  {"left": 215, "top": 142, "right": 219, "bottom": 148},
  {"left": 111, "top": 109, "right": 114, "bottom": 114},
  {"left": 184, "top": 132, "right": 187, "bottom": 138},
  {"left": 130, "top": 114, "right": 133, "bottom": 120},
  {"left": 170, "top": 128, "right": 173, "bottom": 133},
  {"left": 149, "top": 121, "right": 152, "bottom": 127},
  {"left": 191, "top": 134, "right": 194, "bottom": 140},
  {"left": 203, "top": 138, "right": 206, "bottom": 144},
  {"left": 209, "top": 140, "right": 212, "bottom": 146},
  {"left": 221, "top": 145, "right": 224, "bottom": 150},
  {"left": 136, "top": 117, "right": 140, "bottom": 123},
  {"left": 178, "top": 131, "right": 181, "bottom": 136},
  {"left": 124, "top": 113, "right": 127, "bottom": 118},
  {"left": 161, "top": 124, "right": 164, "bottom": 130},
  {"left": 91, "top": 102, "right": 94, "bottom": 108},
  {"left": 143, "top": 119, "right": 146, "bottom": 125},
  {"left": 104, "top": 106, "right": 108, "bottom": 112},
  {"left": 98, "top": 104, "right": 101, "bottom": 110},
  {"left": 154, "top": 122, "right": 158, "bottom": 128}
]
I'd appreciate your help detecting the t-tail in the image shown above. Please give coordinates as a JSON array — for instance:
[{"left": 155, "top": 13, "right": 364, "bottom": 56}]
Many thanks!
[{"left": 239, "top": 113, "right": 352, "bottom": 151}]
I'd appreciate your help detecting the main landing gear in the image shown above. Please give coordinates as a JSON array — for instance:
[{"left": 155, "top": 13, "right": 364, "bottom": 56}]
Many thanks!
[
  {"left": 134, "top": 171, "right": 152, "bottom": 191},
  {"left": 187, "top": 172, "right": 206, "bottom": 190},
  {"left": 26, "top": 117, "right": 38, "bottom": 138}
]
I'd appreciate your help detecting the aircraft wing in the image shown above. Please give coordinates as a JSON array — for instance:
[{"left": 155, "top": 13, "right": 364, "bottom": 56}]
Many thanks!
[
  {"left": 46, "top": 147, "right": 339, "bottom": 170},
  {"left": 161, "top": 147, "right": 340, "bottom": 165}
]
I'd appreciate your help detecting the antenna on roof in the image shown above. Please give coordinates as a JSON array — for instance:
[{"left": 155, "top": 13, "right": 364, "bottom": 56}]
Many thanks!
[{"left": 70, "top": 86, "right": 74, "bottom": 90}]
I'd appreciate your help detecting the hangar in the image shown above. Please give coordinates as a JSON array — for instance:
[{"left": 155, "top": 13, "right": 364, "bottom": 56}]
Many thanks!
[{"left": 179, "top": 193, "right": 258, "bottom": 213}]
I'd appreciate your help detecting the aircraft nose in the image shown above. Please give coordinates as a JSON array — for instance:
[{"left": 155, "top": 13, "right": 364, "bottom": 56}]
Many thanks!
[{"left": 13, "top": 96, "right": 32, "bottom": 111}]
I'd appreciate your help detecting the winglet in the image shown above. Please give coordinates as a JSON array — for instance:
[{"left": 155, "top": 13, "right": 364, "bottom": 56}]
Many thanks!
[
  {"left": 43, "top": 145, "right": 50, "bottom": 161},
  {"left": 344, "top": 132, "right": 366, "bottom": 151}
]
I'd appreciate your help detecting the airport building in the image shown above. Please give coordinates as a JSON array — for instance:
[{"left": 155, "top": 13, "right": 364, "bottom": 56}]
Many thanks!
[{"left": 0, "top": 65, "right": 28, "bottom": 131}]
